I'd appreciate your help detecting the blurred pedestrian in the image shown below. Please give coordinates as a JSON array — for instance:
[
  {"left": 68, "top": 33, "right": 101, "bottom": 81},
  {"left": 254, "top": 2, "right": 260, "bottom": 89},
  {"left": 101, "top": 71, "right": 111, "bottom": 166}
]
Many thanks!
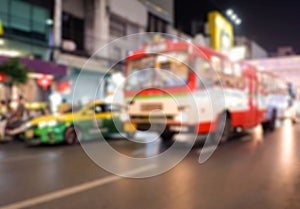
[
  {"left": 57, "top": 99, "right": 71, "bottom": 114},
  {"left": 6, "top": 99, "right": 13, "bottom": 115},
  {"left": 0, "top": 100, "right": 8, "bottom": 140},
  {"left": 41, "top": 103, "right": 51, "bottom": 116},
  {"left": 4, "top": 96, "right": 26, "bottom": 135},
  {"left": 9, "top": 96, "right": 25, "bottom": 124},
  {"left": 0, "top": 100, "right": 7, "bottom": 118}
]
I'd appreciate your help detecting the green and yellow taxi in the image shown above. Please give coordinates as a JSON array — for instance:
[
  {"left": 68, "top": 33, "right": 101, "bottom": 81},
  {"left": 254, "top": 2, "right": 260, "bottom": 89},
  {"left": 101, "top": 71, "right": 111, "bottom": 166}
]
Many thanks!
[{"left": 24, "top": 101, "right": 136, "bottom": 144}]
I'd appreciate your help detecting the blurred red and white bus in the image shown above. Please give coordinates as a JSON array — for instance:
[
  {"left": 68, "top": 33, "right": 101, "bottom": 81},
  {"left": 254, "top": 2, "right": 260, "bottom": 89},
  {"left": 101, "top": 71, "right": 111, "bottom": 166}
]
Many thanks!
[
  {"left": 258, "top": 71, "right": 295, "bottom": 129},
  {"left": 123, "top": 39, "right": 279, "bottom": 142}
]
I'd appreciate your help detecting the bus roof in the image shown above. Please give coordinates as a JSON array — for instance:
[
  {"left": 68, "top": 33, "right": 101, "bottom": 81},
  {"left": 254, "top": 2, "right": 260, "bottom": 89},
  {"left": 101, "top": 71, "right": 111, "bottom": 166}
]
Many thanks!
[{"left": 127, "top": 39, "right": 229, "bottom": 61}]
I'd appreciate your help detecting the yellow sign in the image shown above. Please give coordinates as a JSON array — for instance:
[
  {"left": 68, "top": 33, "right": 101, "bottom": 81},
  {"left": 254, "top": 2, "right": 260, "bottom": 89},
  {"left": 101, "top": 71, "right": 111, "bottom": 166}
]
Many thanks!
[
  {"left": 124, "top": 122, "right": 136, "bottom": 133},
  {"left": 0, "top": 19, "right": 3, "bottom": 35},
  {"left": 208, "top": 11, "right": 234, "bottom": 54}
]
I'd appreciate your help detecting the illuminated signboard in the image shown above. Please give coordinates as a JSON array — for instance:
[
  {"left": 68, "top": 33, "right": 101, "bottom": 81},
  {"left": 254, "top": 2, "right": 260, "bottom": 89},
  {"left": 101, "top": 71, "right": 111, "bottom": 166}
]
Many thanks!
[
  {"left": 145, "top": 43, "right": 167, "bottom": 53},
  {"left": 0, "top": 19, "right": 3, "bottom": 35},
  {"left": 208, "top": 11, "right": 234, "bottom": 54}
]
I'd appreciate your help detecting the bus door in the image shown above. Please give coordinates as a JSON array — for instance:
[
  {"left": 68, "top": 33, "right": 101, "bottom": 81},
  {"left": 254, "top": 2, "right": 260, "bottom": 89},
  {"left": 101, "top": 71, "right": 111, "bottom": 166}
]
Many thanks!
[{"left": 247, "top": 75, "right": 259, "bottom": 127}]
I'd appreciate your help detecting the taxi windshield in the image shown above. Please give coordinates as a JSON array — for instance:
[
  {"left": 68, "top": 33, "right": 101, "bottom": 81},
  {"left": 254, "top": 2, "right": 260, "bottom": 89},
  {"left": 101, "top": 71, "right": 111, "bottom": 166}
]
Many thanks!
[{"left": 125, "top": 51, "right": 189, "bottom": 91}]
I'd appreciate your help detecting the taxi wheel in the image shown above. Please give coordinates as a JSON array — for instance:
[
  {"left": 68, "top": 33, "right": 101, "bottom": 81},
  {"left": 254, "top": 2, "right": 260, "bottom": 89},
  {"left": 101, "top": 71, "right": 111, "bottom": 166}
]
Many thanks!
[
  {"left": 160, "top": 128, "right": 175, "bottom": 144},
  {"left": 64, "top": 126, "right": 78, "bottom": 145}
]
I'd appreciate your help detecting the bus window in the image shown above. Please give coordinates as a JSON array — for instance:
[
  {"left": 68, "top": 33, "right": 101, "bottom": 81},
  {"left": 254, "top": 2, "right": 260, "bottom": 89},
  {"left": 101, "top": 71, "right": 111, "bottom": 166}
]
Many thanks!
[
  {"left": 236, "top": 77, "right": 245, "bottom": 89},
  {"left": 258, "top": 73, "right": 266, "bottom": 94},
  {"left": 223, "top": 60, "right": 233, "bottom": 75},
  {"left": 263, "top": 74, "right": 271, "bottom": 94},
  {"left": 233, "top": 63, "right": 244, "bottom": 89},
  {"left": 222, "top": 73, "right": 236, "bottom": 88},
  {"left": 156, "top": 53, "right": 189, "bottom": 87},
  {"left": 277, "top": 79, "right": 288, "bottom": 96},
  {"left": 125, "top": 51, "right": 189, "bottom": 90},
  {"left": 128, "top": 56, "right": 155, "bottom": 74},
  {"left": 221, "top": 60, "right": 236, "bottom": 88},
  {"left": 266, "top": 75, "right": 273, "bottom": 94},
  {"left": 233, "top": 63, "right": 242, "bottom": 77},
  {"left": 195, "top": 57, "right": 213, "bottom": 88},
  {"left": 211, "top": 56, "right": 222, "bottom": 72}
]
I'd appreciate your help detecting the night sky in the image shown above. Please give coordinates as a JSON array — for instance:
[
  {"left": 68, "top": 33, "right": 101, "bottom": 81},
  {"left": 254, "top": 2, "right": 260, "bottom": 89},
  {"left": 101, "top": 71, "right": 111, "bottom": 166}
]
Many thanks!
[{"left": 175, "top": 0, "right": 300, "bottom": 54}]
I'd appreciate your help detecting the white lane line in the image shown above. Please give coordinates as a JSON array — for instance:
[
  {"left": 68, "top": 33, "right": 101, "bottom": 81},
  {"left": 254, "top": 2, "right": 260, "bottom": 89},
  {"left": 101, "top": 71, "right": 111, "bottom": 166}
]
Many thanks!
[{"left": 0, "top": 164, "right": 156, "bottom": 209}]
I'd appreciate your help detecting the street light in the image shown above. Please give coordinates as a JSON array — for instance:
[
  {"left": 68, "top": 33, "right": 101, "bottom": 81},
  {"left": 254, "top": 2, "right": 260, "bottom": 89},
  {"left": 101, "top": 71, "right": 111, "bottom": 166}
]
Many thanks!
[
  {"left": 225, "top": 9, "right": 242, "bottom": 26},
  {"left": 236, "top": 18, "right": 242, "bottom": 25},
  {"left": 231, "top": 14, "right": 238, "bottom": 21},
  {"left": 226, "top": 9, "right": 233, "bottom": 16}
]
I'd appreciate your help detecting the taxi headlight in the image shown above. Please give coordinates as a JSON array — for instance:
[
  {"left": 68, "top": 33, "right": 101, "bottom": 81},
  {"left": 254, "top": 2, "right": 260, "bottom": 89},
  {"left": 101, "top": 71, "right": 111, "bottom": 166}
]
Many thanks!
[
  {"left": 38, "top": 120, "right": 58, "bottom": 128},
  {"left": 48, "top": 120, "right": 58, "bottom": 127},
  {"left": 120, "top": 113, "right": 129, "bottom": 122},
  {"left": 25, "top": 122, "right": 32, "bottom": 129},
  {"left": 38, "top": 121, "right": 47, "bottom": 128}
]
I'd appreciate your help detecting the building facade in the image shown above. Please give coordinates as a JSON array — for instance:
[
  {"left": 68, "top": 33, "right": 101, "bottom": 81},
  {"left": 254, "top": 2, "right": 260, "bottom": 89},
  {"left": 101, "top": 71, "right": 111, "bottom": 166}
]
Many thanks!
[
  {"left": 0, "top": 0, "right": 176, "bottom": 105},
  {"left": 235, "top": 36, "right": 268, "bottom": 60},
  {"left": 54, "top": 0, "right": 175, "bottom": 104},
  {"left": 0, "top": 0, "right": 69, "bottom": 104},
  {"left": 0, "top": 0, "right": 53, "bottom": 60}
]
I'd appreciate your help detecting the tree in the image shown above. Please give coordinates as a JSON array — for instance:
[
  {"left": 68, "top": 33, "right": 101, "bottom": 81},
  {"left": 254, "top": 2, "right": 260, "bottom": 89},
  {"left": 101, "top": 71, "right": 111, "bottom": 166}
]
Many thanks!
[
  {"left": 0, "top": 58, "right": 30, "bottom": 97},
  {"left": 0, "top": 58, "right": 29, "bottom": 85}
]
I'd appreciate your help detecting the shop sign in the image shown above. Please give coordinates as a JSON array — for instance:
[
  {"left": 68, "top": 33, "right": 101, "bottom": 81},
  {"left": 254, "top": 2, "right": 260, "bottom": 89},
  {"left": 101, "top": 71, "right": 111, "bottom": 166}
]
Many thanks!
[{"left": 37, "top": 75, "right": 52, "bottom": 90}]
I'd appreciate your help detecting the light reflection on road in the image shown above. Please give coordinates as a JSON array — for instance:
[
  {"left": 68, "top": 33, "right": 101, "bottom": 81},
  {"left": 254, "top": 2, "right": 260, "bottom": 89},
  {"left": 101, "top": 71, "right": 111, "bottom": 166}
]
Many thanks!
[{"left": 281, "top": 119, "right": 296, "bottom": 167}]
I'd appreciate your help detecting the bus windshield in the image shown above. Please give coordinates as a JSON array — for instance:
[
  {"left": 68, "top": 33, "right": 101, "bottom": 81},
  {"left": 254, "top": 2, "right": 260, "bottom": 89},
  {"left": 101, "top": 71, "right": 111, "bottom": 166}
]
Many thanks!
[{"left": 125, "top": 51, "right": 189, "bottom": 91}]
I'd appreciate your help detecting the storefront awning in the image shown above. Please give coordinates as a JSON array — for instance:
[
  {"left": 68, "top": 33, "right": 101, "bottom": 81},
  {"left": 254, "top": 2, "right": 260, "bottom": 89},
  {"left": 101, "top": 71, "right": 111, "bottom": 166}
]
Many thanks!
[{"left": 0, "top": 56, "right": 67, "bottom": 78}]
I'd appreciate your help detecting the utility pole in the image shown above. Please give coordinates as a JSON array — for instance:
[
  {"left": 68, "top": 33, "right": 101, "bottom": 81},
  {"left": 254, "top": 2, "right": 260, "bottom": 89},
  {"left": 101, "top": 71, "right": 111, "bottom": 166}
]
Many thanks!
[{"left": 53, "top": 0, "right": 62, "bottom": 61}]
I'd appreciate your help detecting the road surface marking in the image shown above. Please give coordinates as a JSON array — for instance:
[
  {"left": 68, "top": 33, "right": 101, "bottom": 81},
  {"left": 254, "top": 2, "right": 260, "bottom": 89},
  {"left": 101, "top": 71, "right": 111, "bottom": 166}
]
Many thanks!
[{"left": 0, "top": 164, "right": 156, "bottom": 209}]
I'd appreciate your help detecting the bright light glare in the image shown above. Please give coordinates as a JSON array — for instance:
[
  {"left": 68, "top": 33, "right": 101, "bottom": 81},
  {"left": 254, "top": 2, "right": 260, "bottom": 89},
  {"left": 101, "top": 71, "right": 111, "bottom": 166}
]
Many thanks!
[
  {"left": 236, "top": 18, "right": 242, "bottom": 25},
  {"left": 231, "top": 14, "right": 238, "bottom": 21},
  {"left": 46, "top": 19, "right": 53, "bottom": 25},
  {"left": 281, "top": 119, "right": 294, "bottom": 164},
  {"left": 0, "top": 49, "right": 21, "bottom": 57},
  {"left": 257, "top": 66, "right": 265, "bottom": 70},
  {"left": 226, "top": 9, "right": 233, "bottom": 16},
  {"left": 230, "top": 46, "right": 247, "bottom": 61},
  {"left": 0, "top": 39, "right": 4, "bottom": 45}
]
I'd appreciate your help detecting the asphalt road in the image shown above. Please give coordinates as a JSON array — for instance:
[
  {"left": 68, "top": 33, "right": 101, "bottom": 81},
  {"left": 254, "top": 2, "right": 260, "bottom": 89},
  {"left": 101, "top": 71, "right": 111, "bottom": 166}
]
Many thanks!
[{"left": 1, "top": 120, "right": 300, "bottom": 209}]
